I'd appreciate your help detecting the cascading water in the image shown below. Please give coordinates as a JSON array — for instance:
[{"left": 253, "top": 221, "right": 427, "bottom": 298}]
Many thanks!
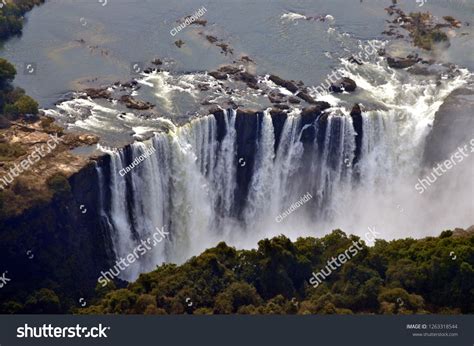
[{"left": 58, "top": 47, "right": 470, "bottom": 281}]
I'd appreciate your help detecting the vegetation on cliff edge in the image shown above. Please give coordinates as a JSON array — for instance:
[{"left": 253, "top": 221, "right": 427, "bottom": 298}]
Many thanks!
[{"left": 69, "top": 229, "right": 474, "bottom": 315}]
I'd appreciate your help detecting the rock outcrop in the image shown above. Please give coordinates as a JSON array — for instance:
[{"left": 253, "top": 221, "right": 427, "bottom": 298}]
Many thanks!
[
  {"left": 423, "top": 87, "right": 474, "bottom": 167},
  {"left": 119, "top": 95, "right": 154, "bottom": 110},
  {"left": 329, "top": 78, "right": 357, "bottom": 93}
]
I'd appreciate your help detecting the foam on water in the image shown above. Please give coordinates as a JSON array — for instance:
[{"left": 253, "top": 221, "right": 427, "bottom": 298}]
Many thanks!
[{"left": 44, "top": 39, "right": 473, "bottom": 281}]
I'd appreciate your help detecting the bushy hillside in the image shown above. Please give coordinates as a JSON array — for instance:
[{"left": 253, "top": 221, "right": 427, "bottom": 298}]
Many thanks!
[{"left": 78, "top": 228, "right": 473, "bottom": 315}]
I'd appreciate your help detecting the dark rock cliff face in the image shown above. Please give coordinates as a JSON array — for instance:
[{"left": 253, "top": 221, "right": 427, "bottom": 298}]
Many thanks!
[
  {"left": 350, "top": 104, "right": 363, "bottom": 166},
  {"left": 234, "top": 110, "right": 260, "bottom": 216},
  {"left": 423, "top": 87, "right": 474, "bottom": 167},
  {"left": 0, "top": 157, "right": 113, "bottom": 312}
]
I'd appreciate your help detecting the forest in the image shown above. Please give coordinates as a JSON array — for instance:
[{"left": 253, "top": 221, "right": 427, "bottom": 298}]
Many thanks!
[{"left": 5, "top": 228, "right": 470, "bottom": 314}]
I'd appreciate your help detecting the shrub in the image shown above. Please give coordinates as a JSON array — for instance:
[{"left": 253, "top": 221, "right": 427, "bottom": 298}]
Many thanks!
[
  {"left": 40, "top": 117, "right": 55, "bottom": 129},
  {"left": 3, "top": 103, "right": 19, "bottom": 118},
  {"left": 0, "top": 58, "right": 16, "bottom": 86},
  {"left": 46, "top": 173, "right": 71, "bottom": 196},
  {"left": 0, "top": 142, "right": 26, "bottom": 161},
  {"left": 14, "top": 95, "right": 38, "bottom": 115},
  {"left": 24, "top": 288, "right": 61, "bottom": 313},
  {"left": 12, "top": 176, "right": 33, "bottom": 195}
]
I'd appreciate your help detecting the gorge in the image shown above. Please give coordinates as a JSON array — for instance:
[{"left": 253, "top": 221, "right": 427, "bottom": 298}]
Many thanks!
[{"left": 0, "top": 0, "right": 472, "bottom": 314}]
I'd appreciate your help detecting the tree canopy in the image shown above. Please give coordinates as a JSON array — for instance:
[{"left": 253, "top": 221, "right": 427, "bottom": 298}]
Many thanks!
[{"left": 75, "top": 229, "right": 473, "bottom": 315}]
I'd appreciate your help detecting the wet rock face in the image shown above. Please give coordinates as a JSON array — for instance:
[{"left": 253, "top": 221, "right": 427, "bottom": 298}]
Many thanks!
[
  {"left": 350, "top": 104, "right": 363, "bottom": 166},
  {"left": 234, "top": 110, "right": 260, "bottom": 215},
  {"left": 270, "top": 109, "right": 288, "bottom": 152},
  {"left": 213, "top": 107, "right": 330, "bottom": 215},
  {"left": 300, "top": 104, "right": 330, "bottom": 146},
  {"left": 423, "top": 88, "right": 474, "bottom": 167}
]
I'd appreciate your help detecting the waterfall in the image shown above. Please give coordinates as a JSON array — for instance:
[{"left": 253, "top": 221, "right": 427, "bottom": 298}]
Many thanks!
[
  {"left": 96, "top": 66, "right": 472, "bottom": 281},
  {"left": 212, "top": 109, "right": 237, "bottom": 218},
  {"left": 270, "top": 113, "right": 304, "bottom": 218},
  {"left": 243, "top": 109, "right": 276, "bottom": 226},
  {"left": 99, "top": 108, "right": 366, "bottom": 280}
]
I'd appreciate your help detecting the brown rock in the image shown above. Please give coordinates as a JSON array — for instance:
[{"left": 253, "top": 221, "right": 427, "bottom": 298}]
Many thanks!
[
  {"left": 83, "top": 88, "right": 111, "bottom": 99},
  {"left": 119, "top": 95, "right": 154, "bottom": 110},
  {"left": 301, "top": 102, "right": 331, "bottom": 117},
  {"left": 206, "top": 35, "right": 218, "bottom": 43},
  {"left": 296, "top": 91, "right": 317, "bottom": 104},
  {"left": 329, "top": 78, "right": 357, "bottom": 93},
  {"left": 236, "top": 72, "right": 259, "bottom": 89},
  {"left": 288, "top": 97, "right": 301, "bottom": 104},
  {"left": 208, "top": 71, "right": 227, "bottom": 80},
  {"left": 386, "top": 56, "right": 419, "bottom": 69},
  {"left": 151, "top": 58, "right": 163, "bottom": 65},
  {"left": 268, "top": 75, "right": 298, "bottom": 93}
]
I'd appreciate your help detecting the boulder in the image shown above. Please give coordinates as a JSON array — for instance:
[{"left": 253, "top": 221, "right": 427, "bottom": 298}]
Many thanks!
[
  {"left": 206, "top": 35, "right": 218, "bottom": 43},
  {"left": 119, "top": 95, "right": 154, "bottom": 110},
  {"left": 217, "top": 65, "right": 241, "bottom": 75},
  {"left": 235, "top": 72, "right": 259, "bottom": 89},
  {"left": 386, "top": 56, "right": 419, "bottom": 69},
  {"left": 329, "top": 78, "right": 357, "bottom": 93},
  {"left": 151, "top": 58, "right": 163, "bottom": 65},
  {"left": 443, "top": 16, "right": 462, "bottom": 28},
  {"left": 288, "top": 96, "right": 301, "bottom": 104},
  {"left": 296, "top": 90, "right": 316, "bottom": 104},
  {"left": 208, "top": 71, "right": 227, "bottom": 80},
  {"left": 273, "top": 104, "right": 290, "bottom": 110},
  {"left": 83, "top": 88, "right": 111, "bottom": 99},
  {"left": 268, "top": 92, "right": 286, "bottom": 104},
  {"left": 121, "top": 81, "right": 138, "bottom": 88},
  {"left": 269, "top": 75, "right": 298, "bottom": 93},
  {"left": 301, "top": 102, "right": 331, "bottom": 118}
]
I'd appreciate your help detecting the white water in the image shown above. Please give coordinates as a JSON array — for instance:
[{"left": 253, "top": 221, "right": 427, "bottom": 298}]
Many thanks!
[{"left": 69, "top": 56, "right": 472, "bottom": 281}]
